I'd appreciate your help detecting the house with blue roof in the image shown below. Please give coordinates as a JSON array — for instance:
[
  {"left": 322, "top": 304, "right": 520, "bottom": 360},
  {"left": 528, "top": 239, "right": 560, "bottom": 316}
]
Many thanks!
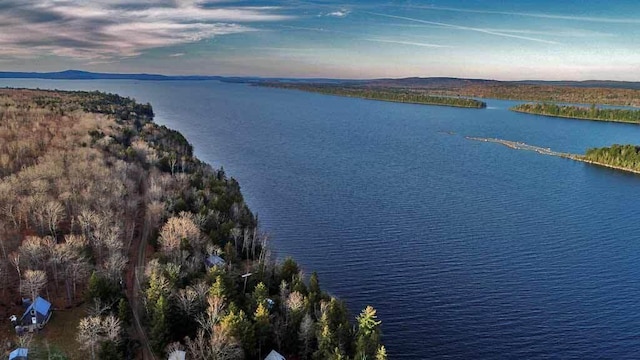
[
  {"left": 20, "top": 296, "right": 52, "bottom": 331},
  {"left": 8, "top": 348, "right": 28, "bottom": 360},
  {"left": 205, "top": 254, "right": 225, "bottom": 269}
]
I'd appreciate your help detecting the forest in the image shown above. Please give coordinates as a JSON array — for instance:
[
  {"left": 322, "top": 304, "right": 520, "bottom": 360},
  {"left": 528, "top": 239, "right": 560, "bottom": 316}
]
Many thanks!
[
  {"left": 511, "top": 103, "right": 640, "bottom": 124},
  {"left": 0, "top": 89, "right": 385, "bottom": 360},
  {"left": 264, "top": 84, "right": 487, "bottom": 108},
  {"left": 584, "top": 144, "right": 640, "bottom": 172},
  {"left": 430, "top": 83, "right": 640, "bottom": 107}
]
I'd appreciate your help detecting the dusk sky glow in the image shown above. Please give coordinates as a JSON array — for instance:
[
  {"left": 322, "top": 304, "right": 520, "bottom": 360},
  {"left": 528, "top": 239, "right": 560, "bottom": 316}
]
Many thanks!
[{"left": 2, "top": 0, "right": 640, "bottom": 80}]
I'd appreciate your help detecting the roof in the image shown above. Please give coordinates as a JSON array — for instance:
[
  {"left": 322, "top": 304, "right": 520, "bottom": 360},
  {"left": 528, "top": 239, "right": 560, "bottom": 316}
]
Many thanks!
[
  {"left": 264, "top": 350, "right": 285, "bottom": 360},
  {"left": 205, "top": 254, "right": 225, "bottom": 267},
  {"left": 9, "top": 348, "right": 28, "bottom": 359},
  {"left": 22, "top": 296, "right": 51, "bottom": 318}
]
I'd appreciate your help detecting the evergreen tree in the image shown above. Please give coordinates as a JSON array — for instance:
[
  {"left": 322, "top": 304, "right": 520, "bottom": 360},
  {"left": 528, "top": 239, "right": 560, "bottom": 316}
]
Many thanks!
[
  {"left": 354, "top": 306, "right": 382, "bottom": 360},
  {"left": 308, "top": 272, "right": 321, "bottom": 310},
  {"left": 117, "top": 298, "right": 131, "bottom": 326},
  {"left": 150, "top": 295, "right": 170, "bottom": 354},
  {"left": 254, "top": 303, "right": 271, "bottom": 359},
  {"left": 252, "top": 282, "right": 269, "bottom": 310},
  {"left": 280, "top": 257, "right": 299, "bottom": 283},
  {"left": 375, "top": 346, "right": 387, "bottom": 360}
]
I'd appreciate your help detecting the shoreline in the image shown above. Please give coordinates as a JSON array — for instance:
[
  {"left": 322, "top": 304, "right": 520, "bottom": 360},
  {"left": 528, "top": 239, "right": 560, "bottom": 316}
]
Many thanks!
[
  {"left": 259, "top": 84, "right": 487, "bottom": 109},
  {"left": 511, "top": 108, "right": 640, "bottom": 125}
]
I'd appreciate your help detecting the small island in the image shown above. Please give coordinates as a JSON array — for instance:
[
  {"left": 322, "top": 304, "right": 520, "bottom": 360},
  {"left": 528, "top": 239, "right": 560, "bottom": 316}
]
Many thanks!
[
  {"left": 264, "top": 84, "right": 487, "bottom": 108},
  {"left": 511, "top": 102, "right": 640, "bottom": 124}
]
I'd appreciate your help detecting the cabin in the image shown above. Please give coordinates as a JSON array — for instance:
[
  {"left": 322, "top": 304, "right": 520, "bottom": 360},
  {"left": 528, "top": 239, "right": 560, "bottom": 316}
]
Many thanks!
[
  {"left": 205, "top": 254, "right": 225, "bottom": 269},
  {"left": 264, "top": 350, "right": 285, "bottom": 360},
  {"left": 20, "top": 296, "right": 52, "bottom": 331},
  {"left": 8, "top": 348, "right": 28, "bottom": 360}
]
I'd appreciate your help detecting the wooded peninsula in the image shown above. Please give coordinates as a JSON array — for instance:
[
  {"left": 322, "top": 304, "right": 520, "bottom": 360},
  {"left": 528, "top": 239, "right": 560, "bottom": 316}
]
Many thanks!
[
  {"left": 264, "top": 84, "right": 487, "bottom": 108},
  {"left": 584, "top": 144, "right": 640, "bottom": 173},
  {"left": 511, "top": 103, "right": 640, "bottom": 124},
  {"left": 0, "top": 89, "right": 385, "bottom": 360}
]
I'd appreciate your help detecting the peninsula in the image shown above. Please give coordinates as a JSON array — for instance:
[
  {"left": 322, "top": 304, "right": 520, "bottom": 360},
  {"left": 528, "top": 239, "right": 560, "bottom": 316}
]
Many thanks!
[
  {"left": 264, "top": 83, "right": 487, "bottom": 108},
  {"left": 0, "top": 89, "right": 385, "bottom": 360},
  {"left": 511, "top": 103, "right": 640, "bottom": 124},
  {"left": 466, "top": 136, "right": 640, "bottom": 175}
]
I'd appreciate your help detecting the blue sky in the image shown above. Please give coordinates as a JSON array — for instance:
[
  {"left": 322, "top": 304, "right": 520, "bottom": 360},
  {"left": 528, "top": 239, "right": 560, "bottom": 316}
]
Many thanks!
[{"left": 2, "top": 0, "right": 640, "bottom": 80}]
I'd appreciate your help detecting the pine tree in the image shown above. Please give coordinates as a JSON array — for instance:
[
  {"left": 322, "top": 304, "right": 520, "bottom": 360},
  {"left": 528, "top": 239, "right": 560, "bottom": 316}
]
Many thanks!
[
  {"left": 355, "top": 306, "right": 382, "bottom": 360},
  {"left": 150, "top": 295, "right": 170, "bottom": 354},
  {"left": 254, "top": 303, "right": 271, "bottom": 359}
]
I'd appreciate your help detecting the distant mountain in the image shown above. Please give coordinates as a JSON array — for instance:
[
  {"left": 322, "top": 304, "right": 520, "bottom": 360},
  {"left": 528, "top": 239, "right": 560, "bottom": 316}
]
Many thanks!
[
  {"left": 0, "top": 70, "right": 351, "bottom": 84},
  {"left": 0, "top": 70, "right": 223, "bottom": 81}
]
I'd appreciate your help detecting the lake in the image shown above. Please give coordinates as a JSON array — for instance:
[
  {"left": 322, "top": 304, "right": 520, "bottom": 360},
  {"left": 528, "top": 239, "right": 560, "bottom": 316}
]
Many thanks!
[{"left": 4, "top": 79, "right": 640, "bottom": 359}]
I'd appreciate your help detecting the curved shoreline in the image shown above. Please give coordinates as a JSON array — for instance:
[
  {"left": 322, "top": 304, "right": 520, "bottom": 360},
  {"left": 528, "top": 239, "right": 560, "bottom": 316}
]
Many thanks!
[{"left": 260, "top": 84, "right": 487, "bottom": 108}]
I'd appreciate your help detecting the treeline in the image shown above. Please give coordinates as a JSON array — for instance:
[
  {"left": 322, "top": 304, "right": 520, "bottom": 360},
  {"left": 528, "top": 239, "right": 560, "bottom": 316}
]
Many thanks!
[
  {"left": 419, "top": 83, "right": 640, "bottom": 107},
  {"left": 266, "top": 84, "right": 487, "bottom": 108},
  {"left": 584, "top": 144, "right": 640, "bottom": 171},
  {"left": 0, "top": 89, "right": 385, "bottom": 360},
  {"left": 511, "top": 103, "right": 640, "bottom": 124}
]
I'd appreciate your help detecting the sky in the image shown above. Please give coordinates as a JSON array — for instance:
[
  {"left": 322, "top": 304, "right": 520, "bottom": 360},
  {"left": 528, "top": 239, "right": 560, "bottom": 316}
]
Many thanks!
[{"left": 2, "top": 0, "right": 640, "bottom": 80}]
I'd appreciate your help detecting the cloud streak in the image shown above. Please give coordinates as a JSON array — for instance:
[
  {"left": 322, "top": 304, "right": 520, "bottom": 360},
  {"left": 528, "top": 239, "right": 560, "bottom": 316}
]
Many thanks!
[
  {"left": 366, "top": 12, "right": 561, "bottom": 45},
  {"left": 364, "top": 38, "right": 451, "bottom": 48},
  {"left": 0, "top": 0, "right": 292, "bottom": 60},
  {"left": 414, "top": 5, "right": 640, "bottom": 24}
]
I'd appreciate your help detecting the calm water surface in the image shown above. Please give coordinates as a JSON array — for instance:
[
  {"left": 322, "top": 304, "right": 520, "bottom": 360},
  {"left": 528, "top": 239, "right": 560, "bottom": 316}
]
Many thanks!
[{"left": 4, "top": 80, "right": 640, "bottom": 359}]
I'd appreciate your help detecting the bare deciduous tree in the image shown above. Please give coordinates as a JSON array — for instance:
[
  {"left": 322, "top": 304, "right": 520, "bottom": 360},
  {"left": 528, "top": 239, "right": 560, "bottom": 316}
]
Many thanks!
[
  {"left": 9, "top": 252, "right": 20, "bottom": 278},
  {"left": 77, "top": 315, "right": 122, "bottom": 360},
  {"left": 43, "top": 200, "right": 64, "bottom": 238},
  {"left": 158, "top": 215, "right": 203, "bottom": 265},
  {"left": 21, "top": 269, "right": 47, "bottom": 301},
  {"left": 299, "top": 313, "right": 315, "bottom": 360}
]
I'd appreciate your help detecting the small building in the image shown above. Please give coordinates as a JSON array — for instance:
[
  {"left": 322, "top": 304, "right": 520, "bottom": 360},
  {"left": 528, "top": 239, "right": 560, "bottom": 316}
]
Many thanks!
[
  {"left": 205, "top": 254, "right": 225, "bottom": 269},
  {"left": 264, "top": 350, "right": 285, "bottom": 360},
  {"left": 20, "top": 296, "right": 52, "bottom": 331},
  {"left": 9, "top": 348, "right": 28, "bottom": 360}
]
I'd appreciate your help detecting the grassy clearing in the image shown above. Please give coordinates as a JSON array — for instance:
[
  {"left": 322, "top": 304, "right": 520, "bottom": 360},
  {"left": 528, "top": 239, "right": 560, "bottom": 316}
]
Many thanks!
[{"left": 29, "top": 306, "right": 86, "bottom": 360}]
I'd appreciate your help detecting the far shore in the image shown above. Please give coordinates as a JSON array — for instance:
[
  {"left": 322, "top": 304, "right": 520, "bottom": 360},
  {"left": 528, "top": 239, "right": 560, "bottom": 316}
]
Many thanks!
[{"left": 511, "top": 107, "right": 640, "bottom": 125}]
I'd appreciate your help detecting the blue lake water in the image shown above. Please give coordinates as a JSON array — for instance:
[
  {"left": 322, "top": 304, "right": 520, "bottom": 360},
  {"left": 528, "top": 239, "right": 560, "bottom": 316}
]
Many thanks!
[{"left": 4, "top": 79, "right": 640, "bottom": 359}]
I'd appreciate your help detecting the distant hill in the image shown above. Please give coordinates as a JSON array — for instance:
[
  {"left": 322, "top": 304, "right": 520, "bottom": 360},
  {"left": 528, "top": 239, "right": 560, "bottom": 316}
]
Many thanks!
[
  {"left": 2, "top": 70, "right": 640, "bottom": 91},
  {"left": 0, "top": 70, "right": 349, "bottom": 84},
  {"left": 0, "top": 70, "right": 223, "bottom": 81},
  {"left": 354, "top": 77, "right": 640, "bottom": 91}
]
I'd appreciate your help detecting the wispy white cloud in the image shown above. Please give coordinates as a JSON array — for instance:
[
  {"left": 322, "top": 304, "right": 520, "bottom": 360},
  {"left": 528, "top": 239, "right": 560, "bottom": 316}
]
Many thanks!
[
  {"left": 366, "top": 12, "right": 561, "bottom": 45},
  {"left": 0, "top": 0, "right": 292, "bottom": 60},
  {"left": 324, "top": 9, "right": 350, "bottom": 18},
  {"left": 416, "top": 5, "right": 640, "bottom": 24},
  {"left": 365, "top": 38, "right": 451, "bottom": 48}
]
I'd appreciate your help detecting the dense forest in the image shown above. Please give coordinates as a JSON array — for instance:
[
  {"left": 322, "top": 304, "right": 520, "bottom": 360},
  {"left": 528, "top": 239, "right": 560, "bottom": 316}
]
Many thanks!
[
  {"left": 430, "top": 83, "right": 640, "bottom": 107},
  {"left": 511, "top": 103, "right": 640, "bottom": 124},
  {"left": 584, "top": 144, "right": 640, "bottom": 172},
  {"left": 265, "top": 84, "right": 487, "bottom": 108},
  {"left": 328, "top": 79, "right": 640, "bottom": 107},
  {"left": 0, "top": 89, "right": 385, "bottom": 360}
]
